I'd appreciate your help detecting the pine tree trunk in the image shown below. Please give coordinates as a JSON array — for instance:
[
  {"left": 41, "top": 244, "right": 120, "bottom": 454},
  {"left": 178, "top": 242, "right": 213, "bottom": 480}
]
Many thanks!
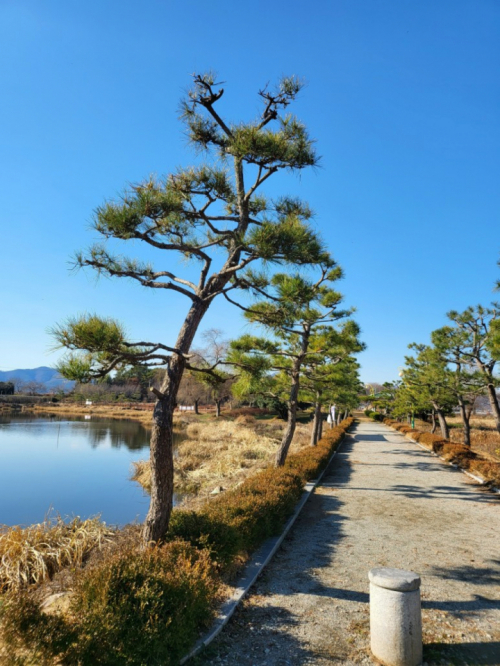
[
  {"left": 275, "top": 400, "right": 297, "bottom": 466},
  {"left": 275, "top": 367, "right": 301, "bottom": 467},
  {"left": 431, "top": 409, "right": 437, "bottom": 434},
  {"left": 485, "top": 382, "right": 500, "bottom": 433},
  {"left": 194, "top": 399, "right": 199, "bottom": 415},
  {"left": 432, "top": 402, "right": 449, "bottom": 439},
  {"left": 142, "top": 301, "right": 208, "bottom": 545},
  {"left": 215, "top": 399, "right": 221, "bottom": 418},
  {"left": 317, "top": 408, "right": 323, "bottom": 441},
  {"left": 310, "top": 400, "right": 321, "bottom": 446},
  {"left": 458, "top": 400, "right": 471, "bottom": 447}
]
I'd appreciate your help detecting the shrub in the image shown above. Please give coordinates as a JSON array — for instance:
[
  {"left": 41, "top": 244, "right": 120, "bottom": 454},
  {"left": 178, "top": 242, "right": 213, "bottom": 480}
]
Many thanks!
[
  {"left": 404, "top": 429, "right": 421, "bottom": 440},
  {"left": 416, "top": 432, "right": 448, "bottom": 452},
  {"left": 167, "top": 510, "right": 241, "bottom": 569},
  {"left": 0, "top": 592, "right": 77, "bottom": 665},
  {"left": 384, "top": 419, "right": 500, "bottom": 488},
  {"left": 468, "top": 459, "right": 500, "bottom": 485},
  {"left": 203, "top": 467, "right": 305, "bottom": 553},
  {"left": 234, "top": 414, "right": 256, "bottom": 425},
  {"left": 72, "top": 540, "right": 218, "bottom": 665},
  {"left": 440, "top": 443, "right": 475, "bottom": 465},
  {"left": 1, "top": 541, "right": 219, "bottom": 666}
]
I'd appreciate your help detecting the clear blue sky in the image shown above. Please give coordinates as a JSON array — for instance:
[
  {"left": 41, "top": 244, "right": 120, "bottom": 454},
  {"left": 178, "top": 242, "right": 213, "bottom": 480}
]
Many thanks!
[{"left": 1, "top": 0, "right": 499, "bottom": 383}]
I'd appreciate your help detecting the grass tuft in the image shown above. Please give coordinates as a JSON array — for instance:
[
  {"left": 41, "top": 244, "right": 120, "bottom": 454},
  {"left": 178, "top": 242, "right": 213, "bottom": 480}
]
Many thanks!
[{"left": 0, "top": 516, "right": 112, "bottom": 592}]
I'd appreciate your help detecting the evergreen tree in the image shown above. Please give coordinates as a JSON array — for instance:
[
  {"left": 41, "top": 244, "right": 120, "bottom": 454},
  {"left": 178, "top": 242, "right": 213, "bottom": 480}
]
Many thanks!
[
  {"left": 299, "top": 324, "right": 363, "bottom": 444},
  {"left": 228, "top": 265, "right": 355, "bottom": 465},
  {"left": 52, "top": 73, "right": 328, "bottom": 544},
  {"left": 402, "top": 344, "right": 457, "bottom": 438},
  {"left": 446, "top": 305, "right": 500, "bottom": 432}
]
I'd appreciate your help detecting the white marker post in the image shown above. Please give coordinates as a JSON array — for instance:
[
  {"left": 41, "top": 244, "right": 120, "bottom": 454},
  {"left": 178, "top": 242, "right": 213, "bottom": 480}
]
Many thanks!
[{"left": 369, "top": 568, "right": 422, "bottom": 666}]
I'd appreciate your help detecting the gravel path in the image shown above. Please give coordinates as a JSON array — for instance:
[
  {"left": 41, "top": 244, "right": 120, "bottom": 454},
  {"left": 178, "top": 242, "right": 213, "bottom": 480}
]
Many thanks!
[{"left": 195, "top": 421, "right": 500, "bottom": 666}]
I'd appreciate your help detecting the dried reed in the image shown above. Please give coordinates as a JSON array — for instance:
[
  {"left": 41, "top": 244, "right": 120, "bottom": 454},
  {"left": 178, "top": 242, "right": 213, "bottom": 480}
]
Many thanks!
[
  {"left": 132, "top": 418, "right": 313, "bottom": 499},
  {"left": 0, "top": 516, "right": 112, "bottom": 592}
]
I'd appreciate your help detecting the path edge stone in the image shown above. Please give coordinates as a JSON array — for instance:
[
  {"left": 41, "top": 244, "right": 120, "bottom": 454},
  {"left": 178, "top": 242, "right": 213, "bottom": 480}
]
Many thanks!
[{"left": 180, "top": 427, "right": 353, "bottom": 664}]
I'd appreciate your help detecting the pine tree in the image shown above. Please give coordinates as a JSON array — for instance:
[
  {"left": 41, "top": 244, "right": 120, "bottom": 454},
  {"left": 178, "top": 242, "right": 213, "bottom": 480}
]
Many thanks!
[
  {"left": 227, "top": 265, "right": 355, "bottom": 465},
  {"left": 52, "top": 73, "right": 329, "bottom": 544}
]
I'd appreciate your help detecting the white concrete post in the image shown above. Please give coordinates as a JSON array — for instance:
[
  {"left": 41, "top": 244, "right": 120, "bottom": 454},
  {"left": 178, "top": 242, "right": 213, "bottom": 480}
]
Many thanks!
[{"left": 369, "top": 567, "right": 422, "bottom": 666}]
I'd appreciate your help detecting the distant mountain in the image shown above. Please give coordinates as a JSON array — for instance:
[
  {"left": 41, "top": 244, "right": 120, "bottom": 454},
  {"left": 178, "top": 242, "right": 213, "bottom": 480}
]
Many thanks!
[{"left": 0, "top": 367, "right": 75, "bottom": 392}]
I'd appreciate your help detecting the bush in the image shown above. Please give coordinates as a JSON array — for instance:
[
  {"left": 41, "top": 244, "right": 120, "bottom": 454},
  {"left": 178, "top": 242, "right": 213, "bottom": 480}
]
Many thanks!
[
  {"left": 440, "top": 443, "right": 475, "bottom": 465},
  {"left": 468, "top": 459, "right": 500, "bottom": 485},
  {"left": 1, "top": 541, "right": 218, "bottom": 666},
  {"left": 404, "top": 429, "right": 421, "bottom": 440},
  {"left": 365, "top": 410, "right": 383, "bottom": 422},
  {"left": 203, "top": 467, "right": 305, "bottom": 553},
  {"left": 416, "top": 432, "right": 448, "bottom": 452},
  {"left": 167, "top": 510, "right": 241, "bottom": 569}
]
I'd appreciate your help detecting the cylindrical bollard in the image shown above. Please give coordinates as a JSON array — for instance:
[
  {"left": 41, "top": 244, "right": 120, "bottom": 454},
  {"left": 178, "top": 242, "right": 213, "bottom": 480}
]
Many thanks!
[{"left": 369, "top": 567, "right": 422, "bottom": 666}]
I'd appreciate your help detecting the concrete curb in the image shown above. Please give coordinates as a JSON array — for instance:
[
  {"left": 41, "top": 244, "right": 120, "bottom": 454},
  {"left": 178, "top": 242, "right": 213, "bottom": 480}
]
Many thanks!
[{"left": 180, "top": 428, "right": 351, "bottom": 664}]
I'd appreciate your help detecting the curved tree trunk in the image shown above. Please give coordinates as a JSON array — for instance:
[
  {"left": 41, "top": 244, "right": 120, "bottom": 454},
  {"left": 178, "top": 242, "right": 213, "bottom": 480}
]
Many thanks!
[
  {"left": 432, "top": 402, "right": 449, "bottom": 439},
  {"left": 430, "top": 409, "right": 437, "bottom": 434},
  {"left": 142, "top": 301, "right": 208, "bottom": 545},
  {"left": 485, "top": 382, "right": 500, "bottom": 433},
  {"left": 275, "top": 365, "right": 301, "bottom": 467},
  {"left": 276, "top": 399, "right": 297, "bottom": 466}
]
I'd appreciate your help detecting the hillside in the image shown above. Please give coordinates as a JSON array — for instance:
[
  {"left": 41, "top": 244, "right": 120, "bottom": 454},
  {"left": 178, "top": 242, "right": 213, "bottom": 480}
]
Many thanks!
[{"left": 0, "top": 367, "right": 74, "bottom": 392}]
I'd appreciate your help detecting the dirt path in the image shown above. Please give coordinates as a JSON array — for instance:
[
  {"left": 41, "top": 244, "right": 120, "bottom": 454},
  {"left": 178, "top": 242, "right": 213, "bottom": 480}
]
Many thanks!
[{"left": 195, "top": 421, "right": 500, "bottom": 666}]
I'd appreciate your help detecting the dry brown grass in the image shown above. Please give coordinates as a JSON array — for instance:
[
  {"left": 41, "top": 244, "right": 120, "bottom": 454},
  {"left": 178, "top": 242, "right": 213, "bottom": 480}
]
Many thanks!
[
  {"left": 0, "top": 517, "right": 113, "bottom": 592},
  {"left": 132, "top": 418, "right": 313, "bottom": 500},
  {"left": 448, "top": 417, "right": 500, "bottom": 461},
  {"left": 414, "top": 416, "right": 500, "bottom": 462},
  {"left": 31, "top": 402, "right": 155, "bottom": 426}
]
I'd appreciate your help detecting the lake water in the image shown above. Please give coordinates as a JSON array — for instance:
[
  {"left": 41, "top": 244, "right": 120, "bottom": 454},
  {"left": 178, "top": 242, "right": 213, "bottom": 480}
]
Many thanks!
[{"left": 0, "top": 414, "right": 168, "bottom": 527}]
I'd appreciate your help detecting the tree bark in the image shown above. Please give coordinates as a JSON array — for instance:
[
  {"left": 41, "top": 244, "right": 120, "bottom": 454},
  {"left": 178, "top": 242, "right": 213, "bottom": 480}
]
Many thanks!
[
  {"left": 275, "top": 325, "right": 311, "bottom": 467},
  {"left": 430, "top": 409, "right": 437, "bottom": 434},
  {"left": 275, "top": 362, "right": 303, "bottom": 466},
  {"left": 275, "top": 395, "right": 297, "bottom": 466},
  {"left": 485, "top": 382, "right": 500, "bottom": 433},
  {"left": 142, "top": 300, "right": 208, "bottom": 545},
  {"left": 317, "top": 408, "right": 323, "bottom": 441},
  {"left": 215, "top": 399, "right": 221, "bottom": 418},
  {"left": 194, "top": 398, "right": 199, "bottom": 415},
  {"left": 310, "top": 399, "right": 321, "bottom": 446},
  {"left": 431, "top": 402, "right": 449, "bottom": 439},
  {"left": 458, "top": 399, "right": 471, "bottom": 447}
]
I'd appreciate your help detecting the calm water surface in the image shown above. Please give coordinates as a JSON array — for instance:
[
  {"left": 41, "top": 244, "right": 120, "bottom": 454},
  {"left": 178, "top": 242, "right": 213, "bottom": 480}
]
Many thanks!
[{"left": 0, "top": 414, "right": 172, "bottom": 527}]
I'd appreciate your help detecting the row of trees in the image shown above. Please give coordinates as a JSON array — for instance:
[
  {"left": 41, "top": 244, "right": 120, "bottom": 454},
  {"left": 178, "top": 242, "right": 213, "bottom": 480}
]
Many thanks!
[
  {"left": 377, "top": 269, "right": 500, "bottom": 446},
  {"left": 51, "top": 73, "right": 362, "bottom": 545},
  {"left": 1, "top": 378, "right": 51, "bottom": 395}
]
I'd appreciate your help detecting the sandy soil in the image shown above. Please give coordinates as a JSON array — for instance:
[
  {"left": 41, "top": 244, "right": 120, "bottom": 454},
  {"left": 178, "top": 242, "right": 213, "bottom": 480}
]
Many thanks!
[{"left": 194, "top": 421, "right": 500, "bottom": 666}]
